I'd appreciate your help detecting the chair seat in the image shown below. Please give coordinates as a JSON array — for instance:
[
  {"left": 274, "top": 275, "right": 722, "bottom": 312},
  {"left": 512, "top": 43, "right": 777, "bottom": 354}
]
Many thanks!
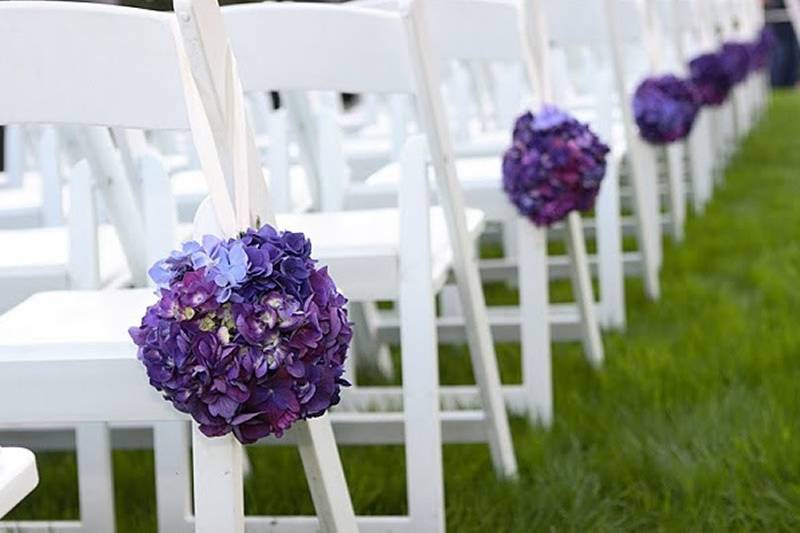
[
  {"left": 0, "top": 289, "right": 151, "bottom": 351},
  {"left": 0, "top": 447, "right": 38, "bottom": 518},
  {"left": 0, "top": 289, "right": 180, "bottom": 425},
  {"left": 342, "top": 127, "right": 509, "bottom": 166},
  {"left": 277, "top": 207, "right": 484, "bottom": 300},
  {"left": 171, "top": 165, "right": 314, "bottom": 221},
  {"left": 0, "top": 225, "right": 129, "bottom": 313},
  {"left": 360, "top": 157, "right": 512, "bottom": 220},
  {"left": 181, "top": 206, "right": 486, "bottom": 300}
]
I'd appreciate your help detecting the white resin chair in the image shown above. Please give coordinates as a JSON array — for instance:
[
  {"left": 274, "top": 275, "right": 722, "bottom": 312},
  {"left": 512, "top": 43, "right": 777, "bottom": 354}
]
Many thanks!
[
  {"left": 0, "top": 55, "right": 160, "bottom": 533},
  {"left": 0, "top": 447, "right": 38, "bottom": 519},
  {"left": 0, "top": 2, "right": 357, "bottom": 532},
  {"left": 596, "top": 0, "right": 667, "bottom": 298},
  {"left": 336, "top": 0, "right": 608, "bottom": 424},
  {"left": 204, "top": 3, "right": 517, "bottom": 531}
]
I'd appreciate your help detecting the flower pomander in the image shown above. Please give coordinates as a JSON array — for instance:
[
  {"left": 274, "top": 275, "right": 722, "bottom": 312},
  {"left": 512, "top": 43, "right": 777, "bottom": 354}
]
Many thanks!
[
  {"left": 720, "top": 42, "right": 753, "bottom": 85},
  {"left": 689, "top": 52, "right": 734, "bottom": 106},
  {"left": 502, "top": 106, "right": 609, "bottom": 227},
  {"left": 749, "top": 27, "right": 776, "bottom": 72},
  {"left": 129, "top": 225, "right": 352, "bottom": 444},
  {"left": 633, "top": 75, "right": 700, "bottom": 145}
]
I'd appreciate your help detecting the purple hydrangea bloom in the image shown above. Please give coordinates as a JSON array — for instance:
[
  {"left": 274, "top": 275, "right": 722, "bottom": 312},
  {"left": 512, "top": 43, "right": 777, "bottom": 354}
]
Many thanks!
[
  {"left": 502, "top": 106, "right": 609, "bottom": 227},
  {"left": 633, "top": 75, "right": 700, "bottom": 145},
  {"left": 749, "top": 26, "right": 777, "bottom": 72},
  {"left": 130, "top": 224, "right": 352, "bottom": 444},
  {"left": 720, "top": 42, "right": 753, "bottom": 84},
  {"left": 689, "top": 52, "right": 735, "bottom": 106}
]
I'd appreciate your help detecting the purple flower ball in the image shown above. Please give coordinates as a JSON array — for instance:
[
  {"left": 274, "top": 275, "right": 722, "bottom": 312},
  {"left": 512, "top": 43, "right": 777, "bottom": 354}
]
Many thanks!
[
  {"left": 502, "top": 106, "right": 609, "bottom": 227},
  {"left": 633, "top": 75, "right": 700, "bottom": 145},
  {"left": 689, "top": 52, "right": 735, "bottom": 106},
  {"left": 749, "top": 26, "right": 776, "bottom": 72},
  {"left": 720, "top": 42, "right": 753, "bottom": 84},
  {"left": 130, "top": 225, "right": 352, "bottom": 444}
]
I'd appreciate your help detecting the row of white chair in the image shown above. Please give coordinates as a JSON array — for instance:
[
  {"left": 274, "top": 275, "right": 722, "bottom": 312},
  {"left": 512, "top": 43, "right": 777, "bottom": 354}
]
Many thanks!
[{"left": 0, "top": 0, "right": 767, "bottom": 530}]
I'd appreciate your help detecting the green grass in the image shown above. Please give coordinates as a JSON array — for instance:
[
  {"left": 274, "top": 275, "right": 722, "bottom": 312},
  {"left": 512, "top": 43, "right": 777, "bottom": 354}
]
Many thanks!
[{"left": 9, "top": 91, "right": 800, "bottom": 531}]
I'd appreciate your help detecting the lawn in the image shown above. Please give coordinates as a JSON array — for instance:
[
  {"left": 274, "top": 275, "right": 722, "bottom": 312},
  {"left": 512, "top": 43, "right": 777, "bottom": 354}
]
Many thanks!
[{"left": 8, "top": 91, "right": 800, "bottom": 531}]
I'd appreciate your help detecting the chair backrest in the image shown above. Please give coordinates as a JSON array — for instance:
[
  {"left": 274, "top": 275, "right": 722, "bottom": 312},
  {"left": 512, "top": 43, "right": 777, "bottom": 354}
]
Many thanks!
[
  {"left": 655, "top": 0, "right": 697, "bottom": 56},
  {"left": 425, "top": 0, "right": 530, "bottom": 64},
  {"left": 346, "top": 0, "right": 544, "bottom": 108},
  {"left": 0, "top": 2, "right": 190, "bottom": 130},
  {"left": 539, "top": 0, "right": 650, "bottom": 96},
  {"left": 0, "top": 2, "right": 199, "bottom": 285},
  {"left": 354, "top": 0, "right": 545, "bottom": 122},
  {"left": 429, "top": 0, "right": 545, "bottom": 107},
  {"left": 222, "top": 3, "right": 416, "bottom": 95},
  {"left": 542, "top": 0, "right": 642, "bottom": 47}
]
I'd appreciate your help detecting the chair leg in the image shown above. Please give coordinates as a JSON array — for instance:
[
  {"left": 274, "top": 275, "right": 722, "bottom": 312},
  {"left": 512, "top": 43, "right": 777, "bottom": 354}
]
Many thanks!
[
  {"left": 666, "top": 143, "right": 686, "bottom": 243},
  {"left": 502, "top": 221, "right": 519, "bottom": 288},
  {"left": 349, "top": 302, "right": 395, "bottom": 382},
  {"left": 438, "top": 284, "right": 461, "bottom": 317},
  {"left": 76, "top": 423, "right": 116, "bottom": 533},
  {"left": 3, "top": 125, "right": 25, "bottom": 188},
  {"left": 628, "top": 137, "right": 661, "bottom": 300},
  {"left": 192, "top": 426, "right": 244, "bottom": 533},
  {"left": 516, "top": 218, "right": 553, "bottom": 426},
  {"left": 398, "top": 252, "right": 445, "bottom": 532},
  {"left": 643, "top": 147, "right": 663, "bottom": 271},
  {"left": 595, "top": 154, "right": 626, "bottom": 330},
  {"left": 449, "top": 247, "right": 518, "bottom": 477},
  {"left": 295, "top": 417, "right": 358, "bottom": 533},
  {"left": 565, "top": 212, "right": 604, "bottom": 367},
  {"left": 154, "top": 422, "right": 193, "bottom": 533},
  {"left": 398, "top": 135, "right": 446, "bottom": 531},
  {"left": 688, "top": 112, "right": 713, "bottom": 214}
]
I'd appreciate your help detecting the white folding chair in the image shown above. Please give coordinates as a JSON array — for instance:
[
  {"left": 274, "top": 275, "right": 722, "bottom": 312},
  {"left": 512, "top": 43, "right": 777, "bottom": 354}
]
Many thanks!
[
  {"left": 521, "top": 0, "right": 665, "bottom": 303},
  {"left": 334, "top": 0, "right": 607, "bottom": 423},
  {"left": 0, "top": 2, "right": 357, "bottom": 532},
  {"left": 0, "top": 20, "right": 170, "bottom": 533},
  {"left": 594, "top": 0, "right": 665, "bottom": 298},
  {"left": 205, "top": 3, "right": 517, "bottom": 531}
]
